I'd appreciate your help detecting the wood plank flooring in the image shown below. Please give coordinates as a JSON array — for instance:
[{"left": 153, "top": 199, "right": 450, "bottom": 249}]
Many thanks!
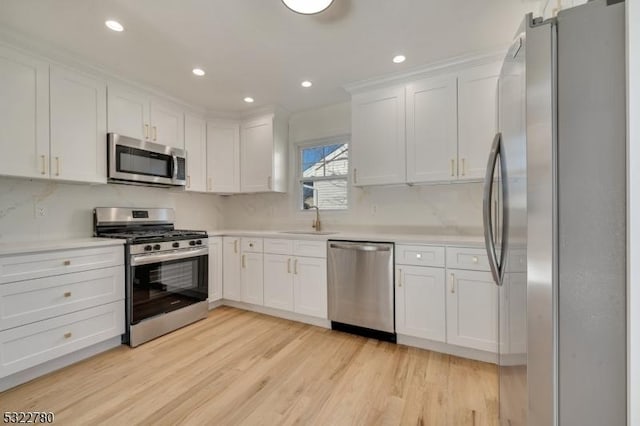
[{"left": 0, "top": 307, "right": 498, "bottom": 425}]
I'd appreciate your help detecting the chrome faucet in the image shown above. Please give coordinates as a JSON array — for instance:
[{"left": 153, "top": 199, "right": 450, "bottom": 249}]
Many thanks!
[{"left": 309, "top": 206, "right": 321, "bottom": 232}]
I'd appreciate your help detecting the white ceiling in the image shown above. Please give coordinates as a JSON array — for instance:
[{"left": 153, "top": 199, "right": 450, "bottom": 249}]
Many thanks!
[{"left": 0, "top": 0, "right": 539, "bottom": 114}]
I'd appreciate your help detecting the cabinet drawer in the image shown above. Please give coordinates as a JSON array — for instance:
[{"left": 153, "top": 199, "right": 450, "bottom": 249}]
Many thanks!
[
  {"left": 396, "top": 245, "right": 445, "bottom": 267},
  {"left": 446, "top": 247, "right": 491, "bottom": 271},
  {"left": 0, "top": 266, "right": 124, "bottom": 331},
  {"left": 241, "top": 238, "right": 263, "bottom": 253},
  {"left": 0, "top": 300, "right": 125, "bottom": 378},
  {"left": 293, "top": 240, "right": 326, "bottom": 258},
  {"left": 263, "top": 239, "right": 293, "bottom": 255},
  {"left": 0, "top": 245, "right": 124, "bottom": 284}
]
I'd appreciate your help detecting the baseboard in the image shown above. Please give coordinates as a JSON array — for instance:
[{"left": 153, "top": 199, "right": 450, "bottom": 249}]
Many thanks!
[
  {"left": 397, "top": 334, "right": 499, "bottom": 364},
  {"left": 0, "top": 336, "right": 122, "bottom": 392},
  {"left": 208, "top": 299, "right": 224, "bottom": 310},
  {"left": 222, "top": 300, "right": 331, "bottom": 329}
]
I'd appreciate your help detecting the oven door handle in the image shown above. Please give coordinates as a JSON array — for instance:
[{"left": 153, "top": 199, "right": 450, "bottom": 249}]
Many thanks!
[{"left": 131, "top": 247, "right": 208, "bottom": 266}]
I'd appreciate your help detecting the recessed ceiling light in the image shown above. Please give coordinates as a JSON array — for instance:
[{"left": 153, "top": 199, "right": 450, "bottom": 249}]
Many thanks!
[
  {"left": 301, "top": 80, "right": 313, "bottom": 88},
  {"left": 393, "top": 55, "right": 406, "bottom": 64},
  {"left": 281, "top": 0, "right": 334, "bottom": 15},
  {"left": 244, "top": 97, "right": 255, "bottom": 103},
  {"left": 192, "top": 68, "right": 206, "bottom": 77},
  {"left": 105, "top": 20, "right": 124, "bottom": 32}
]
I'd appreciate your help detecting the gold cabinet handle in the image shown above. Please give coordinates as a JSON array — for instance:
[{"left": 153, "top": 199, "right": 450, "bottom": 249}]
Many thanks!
[
  {"left": 63, "top": 260, "right": 71, "bottom": 266},
  {"left": 242, "top": 254, "right": 246, "bottom": 268},
  {"left": 64, "top": 332, "right": 72, "bottom": 339},
  {"left": 152, "top": 126, "right": 157, "bottom": 141},
  {"left": 144, "top": 124, "right": 150, "bottom": 139},
  {"left": 267, "top": 176, "right": 272, "bottom": 190},
  {"left": 450, "top": 159, "right": 456, "bottom": 177},
  {"left": 63, "top": 291, "right": 72, "bottom": 298},
  {"left": 293, "top": 259, "right": 298, "bottom": 275},
  {"left": 187, "top": 175, "right": 191, "bottom": 188},
  {"left": 208, "top": 177, "right": 213, "bottom": 192},
  {"left": 234, "top": 240, "right": 238, "bottom": 254},
  {"left": 397, "top": 268, "right": 402, "bottom": 287},
  {"left": 55, "top": 156, "right": 60, "bottom": 176},
  {"left": 40, "top": 154, "right": 46, "bottom": 175},
  {"left": 450, "top": 273, "right": 455, "bottom": 294},
  {"left": 287, "top": 258, "right": 291, "bottom": 274},
  {"left": 461, "top": 158, "right": 466, "bottom": 176},
  {"left": 353, "top": 168, "right": 358, "bottom": 184}
]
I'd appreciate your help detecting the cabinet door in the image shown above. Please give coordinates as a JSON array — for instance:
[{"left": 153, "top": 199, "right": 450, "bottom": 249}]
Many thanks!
[
  {"left": 395, "top": 266, "right": 446, "bottom": 342},
  {"left": 240, "top": 116, "right": 273, "bottom": 192},
  {"left": 263, "top": 254, "right": 294, "bottom": 311},
  {"left": 405, "top": 75, "right": 458, "bottom": 183},
  {"left": 107, "top": 85, "right": 150, "bottom": 141},
  {"left": 208, "top": 237, "right": 223, "bottom": 303},
  {"left": 351, "top": 86, "right": 406, "bottom": 186},
  {"left": 446, "top": 269, "right": 498, "bottom": 352},
  {"left": 150, "top": 100, "right": 184, "bottom": 149},
  {"left": 293, "top": 257, "right": 327, "bottom": 319},
  {"left": 0, "top": 45, "right": 49, "bottom": 178},
  {"left": 241, "top": 252, "right": 264, "bottom": 305},
  {"left": 222, "top": 237, "right": 241, "bottom": 301},
  {"left": 49, "top": 66, "right": 107, "bottom": 184},
  {"left": 184, "top": 114, "right": 207, "bottom": 192},
  {"left": 207, "top": 120, "right": 240, "bottom": 193},
  {"left": 457, "top": 63, "right": 500, "bottom": 180}
]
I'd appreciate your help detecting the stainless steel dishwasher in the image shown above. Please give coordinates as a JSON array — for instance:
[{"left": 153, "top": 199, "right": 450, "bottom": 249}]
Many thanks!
[{"left": 327, "top": 240, "right": 395, "bottom": 342}]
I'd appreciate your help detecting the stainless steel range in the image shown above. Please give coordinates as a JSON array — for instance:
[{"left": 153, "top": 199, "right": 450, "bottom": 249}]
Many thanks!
[{"left": 94, "top": 207, "right": 208, "bottom": 347}]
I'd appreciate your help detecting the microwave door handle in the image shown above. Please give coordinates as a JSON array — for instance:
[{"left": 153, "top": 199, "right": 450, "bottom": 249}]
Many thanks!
[{"left": 172, "top": 155, "right": 178, "bottom": 180}]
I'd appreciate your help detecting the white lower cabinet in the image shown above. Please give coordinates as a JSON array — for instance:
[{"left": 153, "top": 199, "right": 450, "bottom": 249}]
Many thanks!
[
  {"left": 240, "top": 252, "right": 263, "bottom": 305},
  {"left": 292, "top": 256, "right": 327, "bottom": 319},
  {"left": 263, "top": 254, "right": 294, "bottom": 311},
  {"left": 445, "top": 269, "right": 498, "bottom": 352},
  {"left": 208, "top": 237, "right": 223, "bottom": 303},
  {"left": 395, "top": 265, "right": 446, "bottom": 342},
  {"left": 222, "top": 237, "right": 241, "bottom": 301}
]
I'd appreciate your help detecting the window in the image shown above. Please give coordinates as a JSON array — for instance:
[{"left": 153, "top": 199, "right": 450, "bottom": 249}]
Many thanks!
[{"left": 299, "top": 139, "right": 349, "bottom": 211}]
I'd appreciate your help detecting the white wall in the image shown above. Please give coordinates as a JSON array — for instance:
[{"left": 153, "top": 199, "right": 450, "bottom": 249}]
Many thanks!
[
  {"left": 222, "top": 102, "right": 485, "bottom": 236},
  {"left": 0, "top": 177, "right": 224, "bottom": 242},
  {"left": 627, "top": 1, "right": 639, "bottom": 424}
]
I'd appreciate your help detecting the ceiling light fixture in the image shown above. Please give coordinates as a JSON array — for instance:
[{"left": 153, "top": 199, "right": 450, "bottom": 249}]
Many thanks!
[
  {"left": 281, "top": 0, "right": 334, "bottom": 15},
  {"left": 393, "top": 55, "right": 406, "bottom": 64},
  {"left": 192, "top": 68, "right": 206, "bottom": 77},
  {"left": 244, "top": 97, "right": 255, "bottom": 103},
  {"left": 105, "top": 20, "right": 124, "bottom": 32},
  {"left": 301, "top": 80, "right": 313, "bottom": 88}
]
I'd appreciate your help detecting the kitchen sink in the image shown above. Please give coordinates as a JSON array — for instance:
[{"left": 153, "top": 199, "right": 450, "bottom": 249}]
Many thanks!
[{"left": 278, "top": 230, "right": 338, "bottom": 235}]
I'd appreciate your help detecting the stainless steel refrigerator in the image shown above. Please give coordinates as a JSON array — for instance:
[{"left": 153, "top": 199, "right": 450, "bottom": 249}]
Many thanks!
[{"left": 482, "top": 1, "right": 627, "bottom": 425}]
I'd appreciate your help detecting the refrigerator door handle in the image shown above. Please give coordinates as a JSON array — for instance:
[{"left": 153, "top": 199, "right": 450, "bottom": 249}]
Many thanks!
[{"left": 483, "top": 132, "right": 503, "bottom": 286}]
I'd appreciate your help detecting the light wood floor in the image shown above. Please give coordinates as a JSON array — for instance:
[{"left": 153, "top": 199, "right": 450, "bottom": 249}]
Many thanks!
[{"left": 1, "top": 307, "right": 498, "bottom": 425}]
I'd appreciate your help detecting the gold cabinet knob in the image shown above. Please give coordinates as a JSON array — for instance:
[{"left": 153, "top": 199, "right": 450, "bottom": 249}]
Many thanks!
[
  {"left": 63, "top": 260, "right": 71, "bottom": 266},
  {"left": 63, "top": 291, "right": 72, "bottom": 298},
  {"left": 64, "top": 332, "right": 72, "bottom": 339}
]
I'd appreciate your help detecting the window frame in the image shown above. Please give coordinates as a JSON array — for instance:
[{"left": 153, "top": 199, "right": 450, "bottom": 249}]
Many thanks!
[{"left": 296, "top": 135, "right": 351, "bottom": 212}]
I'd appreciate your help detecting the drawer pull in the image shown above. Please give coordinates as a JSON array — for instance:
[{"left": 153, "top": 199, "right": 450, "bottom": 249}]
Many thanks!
[
  {"left": 242, "top": 254, "right": 246, "bottom": 269},
  {"left": 64, "top": 332, "right": 72, "bottom": 339},
  {"left": 234, "top": 240, "right": 238, "bottom": 254},
  {"left": 450, "top": 273, "right": 455, "bottom": 294},
  {"left": 472, "top": 256, "right": 479, "bottom": 264},
  {"left": 63, "top": 291, "right": 72, "bottom": 298},
  {"left": 294, "top": 259, "right": 298, "bottom": 275},
  {"left": 63, "top": 260, "right": 71, "bottom": 266}
]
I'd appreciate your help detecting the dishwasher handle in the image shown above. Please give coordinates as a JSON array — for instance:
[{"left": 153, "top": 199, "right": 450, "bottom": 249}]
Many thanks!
[{"left": 329, "top": 242, "right": 391, "bottom": 252}]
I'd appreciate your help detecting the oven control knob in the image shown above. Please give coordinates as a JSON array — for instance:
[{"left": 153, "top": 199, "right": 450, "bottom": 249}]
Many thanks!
[
  {"left": 196, "top": 240, "right": 202, "bottom": 245},
  {"left": 172, "top": 242, "right": 180, "bottom": 248},
  {"left": 189, "top": 240, "right": 196, "bottom": 246},
  {"left": 144, "top": 245, "right": 152, "bottom": 252},
  {"left": 153, "top": 244, "right": 161, "bottom": 251}
]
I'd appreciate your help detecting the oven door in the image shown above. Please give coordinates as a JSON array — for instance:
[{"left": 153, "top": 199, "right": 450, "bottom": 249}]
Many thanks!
[
  {"left": 108, "top": 133, "right": 186, "bottom": 186},
  {"left": 129, "top": 247, "right": 208, "bottom": 324}
]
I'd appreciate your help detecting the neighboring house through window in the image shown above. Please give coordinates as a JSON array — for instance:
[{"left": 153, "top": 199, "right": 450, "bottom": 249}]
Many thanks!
[{"left": 299, "top": 138, "right": 349, "bottom": 210}]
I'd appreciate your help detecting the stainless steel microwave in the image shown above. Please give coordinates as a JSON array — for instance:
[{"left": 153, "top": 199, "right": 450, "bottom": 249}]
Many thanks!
[{"left": 108, "top": 133, "right": 186, "bottom": 187}]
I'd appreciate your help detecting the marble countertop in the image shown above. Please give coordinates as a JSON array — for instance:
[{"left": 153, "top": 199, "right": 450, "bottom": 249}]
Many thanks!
[
  {"left": 207, "top": 229, "right": 485, "bottom": 246},
  {"left": 0, "top": 238, "right": 126, "bottom": 256}
]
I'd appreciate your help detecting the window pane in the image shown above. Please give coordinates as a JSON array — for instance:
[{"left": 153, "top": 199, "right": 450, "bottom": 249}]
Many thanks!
[
  {"left": 301, "top": 179, "right": 348, "bottom": 210},
  {"left": 301, "top": 146, "right": 325, "bottom": 177},
  {"left": 325, "top": 144, "right": 348, "bottom": 177},
  {"left": 301, "top": 143, "right": 349, "bottom": 178}
]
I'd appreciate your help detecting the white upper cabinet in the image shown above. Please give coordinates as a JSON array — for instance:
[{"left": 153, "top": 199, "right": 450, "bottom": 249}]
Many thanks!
[
  {"left": 184, "top": 113, "right": 207, "bottom": 192},
  {"left": 406, "top": 75, "right": 458, "bottom": 183},
  {"left": 457, "top": 63, "right": 500, "bottom": 180},
  {"left": 0, "top": 45, "right": 49, "bottom": 179},
  {"left": 351, "top": 86, "right": 406, "bottom": 186},
  {"left": 207, "top": 119, "right": 240, "bottom": 193},
  {"left": 49, "top": 66, "right": 107, "bottom": 184},
  {"left": 107, "top": 85, "right": 184, "bottom": 149},
  {"left": 107, "top": 85, "right": 150, "bottom": 141},
  {"left": 150, "top": 100, "right": 184, "bottom": 149},
  {"left": 240, "top": 113, "right": 287, "bottom": 193}
]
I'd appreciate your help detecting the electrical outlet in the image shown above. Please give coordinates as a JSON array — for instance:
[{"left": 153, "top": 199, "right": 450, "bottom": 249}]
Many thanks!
[{"left": 35, "top": 206, "right": 46, "bottom": 218}]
